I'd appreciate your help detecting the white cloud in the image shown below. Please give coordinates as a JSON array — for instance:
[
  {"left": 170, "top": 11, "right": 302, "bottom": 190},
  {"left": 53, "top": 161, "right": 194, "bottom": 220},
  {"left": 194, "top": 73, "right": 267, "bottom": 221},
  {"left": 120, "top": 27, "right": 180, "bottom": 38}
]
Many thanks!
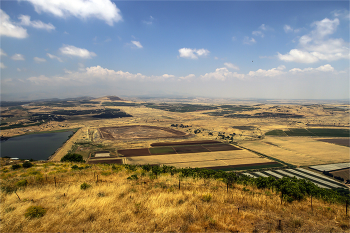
[
  {"left": 179, "top": 74, "right": 195, "bottom": 80},
  {"left": 34, "top": 57, "right": 47, "bottom": 63},
  {"left": 60, "top": 45, "right": 96, "bottom": 58},
  {"left": 243, "top": 37, "right": 256, "bottom": 45},
  {"left": 284, "top": 25, "right": 293, "bottom": 33},
  {"left": 18, "top": 15, "right": 55, "bottom": 31},
  {"left": 248, "top": 65, "right": 286, "bottom": 77},
  {"left": 252, "top": 30, "right": 264, "bottom": 38},
  {"left": 131, "top": 41, "right": 143, "bottom": 49},
  {"left": 259, "top": 24, "right": 273, "bottom": 31},
  {"left": 278, "top": 17, "right": 349, "bottom": 63},
  {"left": 0, "top": 62, "right": 6, "bottom": 69},
  {"left": 11, "top": 54, "right": 25, "bottom": 61},
  {"left": 162, "top": 74, "right": 175, "bottom": 78},
  {"left": 0, "top": 9, "right": 28, "bottom": 38},
  {"left": 289, "top": 64, "right": 334, "bottom": 73},
  {"left": 214, "top": 57, "right": 219, "bottom": 60},
  {"left": 47, "top": 53, "right": 63, "bottom": 62},
  {"left": 201, "top": 67, "right": 245, "bottom": 81},
  {"left": 178, "top": 48, "right": 210, "bottom": 59},
  {"left": 224, "top": 62, "right": 239, "bottom": 70},
  {"left": 142, "top": 16, "right": 154, "bottom": 25},
  {"left": 331, "top": 9, "right": 350, "bottom": 19},
  {"left": 27, "top": 0, "right": 122, "bottom": 26},
  {"left": 0, "top": 48, "right": 7, "bottom": 56}
]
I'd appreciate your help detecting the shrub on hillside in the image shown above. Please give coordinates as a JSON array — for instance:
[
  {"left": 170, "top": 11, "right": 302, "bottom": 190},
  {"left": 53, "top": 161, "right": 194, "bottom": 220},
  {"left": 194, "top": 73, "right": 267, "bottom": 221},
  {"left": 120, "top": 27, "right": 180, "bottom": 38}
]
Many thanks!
[
  {"left": 24, "top": 206, "right": 46, "bottom": 219},
  {"left": 11, "top": 164, "right": 21, "bottom": 170},
  {"left": 22, "top": 161, "right": 33, "bottom": 168},
  {"left": 61, "top": 153, "right": 85, "bottom": 163},
  {"left": 80, "top": 182, "right": 91, "bottom": 190},
  {"left": 16, "top": 179, "right": 28, "bottom": 187}
]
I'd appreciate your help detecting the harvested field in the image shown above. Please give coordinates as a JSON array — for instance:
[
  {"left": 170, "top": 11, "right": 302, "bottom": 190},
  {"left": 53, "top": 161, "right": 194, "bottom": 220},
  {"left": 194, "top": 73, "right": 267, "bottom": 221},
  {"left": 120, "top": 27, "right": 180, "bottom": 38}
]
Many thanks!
[
  {"left": 265, "top": 128, "right": 350, "bottom": 137},
  {"left": 239, "top": 137, "right": 350, "bottom": 166},
  {"left": 125, "top": 150, "right": 274, "bottom": 169},
  {"left": 316, "top": 138, "right": 350, "bottom": 147},
  {"left": 99, "top": 125, "right": 188, "bottom": 140},
  {"left": 151, "top": 140, "right": 221, "bottom": 147},
  {"left": 118, "top": 148, "right": 150, "bottom": 157},
  {"left": 203, "top": 162, "right": 282, "bottom": 171},
  {"left": 330, "top": 168, "right": 350, "bottom": 181}
]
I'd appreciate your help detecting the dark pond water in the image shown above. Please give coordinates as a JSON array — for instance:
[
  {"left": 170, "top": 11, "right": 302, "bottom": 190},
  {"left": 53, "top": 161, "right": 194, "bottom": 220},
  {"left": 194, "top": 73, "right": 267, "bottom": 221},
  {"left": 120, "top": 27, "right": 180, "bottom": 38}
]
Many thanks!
[{"left": 0, "top": 131, "right": 73, "bottom": 160}]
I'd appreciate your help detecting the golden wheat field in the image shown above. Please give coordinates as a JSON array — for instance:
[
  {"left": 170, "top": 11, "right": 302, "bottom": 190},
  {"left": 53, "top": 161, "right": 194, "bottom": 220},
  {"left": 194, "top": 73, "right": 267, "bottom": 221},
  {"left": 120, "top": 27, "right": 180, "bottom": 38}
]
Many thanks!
[{"left": 1, "top": 162, "right": 349, "bottom": 232}]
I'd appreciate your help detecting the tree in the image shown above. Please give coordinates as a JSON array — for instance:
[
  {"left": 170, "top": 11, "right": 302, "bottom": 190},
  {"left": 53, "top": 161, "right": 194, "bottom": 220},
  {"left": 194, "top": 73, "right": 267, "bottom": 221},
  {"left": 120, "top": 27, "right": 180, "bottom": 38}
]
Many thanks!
[{"left": 60, "top": 153, "right": 85, "bottom": 162}]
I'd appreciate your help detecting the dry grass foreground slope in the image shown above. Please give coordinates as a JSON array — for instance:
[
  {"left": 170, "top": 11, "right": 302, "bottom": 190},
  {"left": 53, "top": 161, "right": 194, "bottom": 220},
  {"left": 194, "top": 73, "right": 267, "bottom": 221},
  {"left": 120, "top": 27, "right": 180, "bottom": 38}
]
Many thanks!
[{"left": 1, "top": 162, "right": 349, "bottom": 232}]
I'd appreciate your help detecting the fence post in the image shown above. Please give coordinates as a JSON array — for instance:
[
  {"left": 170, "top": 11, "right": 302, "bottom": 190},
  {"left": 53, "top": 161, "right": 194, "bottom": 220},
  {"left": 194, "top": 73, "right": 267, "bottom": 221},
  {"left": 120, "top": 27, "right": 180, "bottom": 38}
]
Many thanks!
[
  {"left": 15, "top": 191, "right": 21, "bottom": 201},
  {"left": 178, "top": 177, "right": 180, "bottom": 190},
  {"left": 54, "top": 177, "right": 56, "bottom": 187},
  {"left": 227, "top": 182, "right": 229, "bottom": 193},
  {"left": 278, "top": 220, "right": 282, "bottom": 230}
]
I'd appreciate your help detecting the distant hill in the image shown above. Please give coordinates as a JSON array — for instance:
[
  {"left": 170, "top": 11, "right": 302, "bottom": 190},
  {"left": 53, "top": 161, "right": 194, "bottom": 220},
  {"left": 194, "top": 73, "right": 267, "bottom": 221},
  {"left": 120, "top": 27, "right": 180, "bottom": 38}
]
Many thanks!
[{"left": 107, "top": 96, "right": 124, "bottom": 101}]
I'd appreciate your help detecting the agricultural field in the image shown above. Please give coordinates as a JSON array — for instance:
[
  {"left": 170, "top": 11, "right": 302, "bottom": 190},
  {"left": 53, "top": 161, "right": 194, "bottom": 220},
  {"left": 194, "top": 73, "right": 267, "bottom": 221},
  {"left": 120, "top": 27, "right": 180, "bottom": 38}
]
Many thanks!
[
  {"left": 266, "top": 128, "right": 350, "bottom": 137},
  {"left": 239, "top": 137, "right": 350, "bottom": 166}
]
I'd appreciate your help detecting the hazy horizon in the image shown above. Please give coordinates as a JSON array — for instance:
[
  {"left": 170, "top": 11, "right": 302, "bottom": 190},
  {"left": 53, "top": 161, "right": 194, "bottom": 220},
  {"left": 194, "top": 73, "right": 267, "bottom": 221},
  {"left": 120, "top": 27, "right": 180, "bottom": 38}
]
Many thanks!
[{"left": 1, "top": 1, "right": 349, "bottom": 101}]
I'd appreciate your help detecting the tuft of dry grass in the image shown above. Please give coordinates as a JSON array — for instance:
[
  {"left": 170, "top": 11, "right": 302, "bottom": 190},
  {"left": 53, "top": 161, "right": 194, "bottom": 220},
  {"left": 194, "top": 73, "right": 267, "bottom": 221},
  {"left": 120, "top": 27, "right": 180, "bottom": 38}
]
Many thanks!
[{"left": 1, "top": 162, "right": 349, "bottom": 232}]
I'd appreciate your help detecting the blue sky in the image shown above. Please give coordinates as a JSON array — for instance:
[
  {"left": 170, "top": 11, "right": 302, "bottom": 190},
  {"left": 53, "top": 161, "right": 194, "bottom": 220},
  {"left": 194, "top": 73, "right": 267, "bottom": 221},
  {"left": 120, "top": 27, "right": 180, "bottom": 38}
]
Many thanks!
[{"left": 1, "top": 0, "right": 349, "bottom": 100}]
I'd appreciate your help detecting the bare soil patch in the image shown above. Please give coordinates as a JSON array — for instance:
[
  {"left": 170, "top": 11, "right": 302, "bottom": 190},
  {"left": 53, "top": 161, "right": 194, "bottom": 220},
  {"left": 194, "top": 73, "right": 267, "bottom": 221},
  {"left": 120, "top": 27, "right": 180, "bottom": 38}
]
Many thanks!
[
  {"left": 99, "top": 125, "right": 188, "bottom": 140},
  {"left": 151, "top": 140, "right": 221, "bottom": 147},
  {"left": 87, "top": 158, "right": 123, "bottom": 164},
  {"left": 330, "top": 168, "right": 350, "bottom": 181},
  {"left": 316, "top": 138, "right": 350, "bottom": 147},
  {"left": 118, "top": 148, "right": 151, "bottom": 157}
]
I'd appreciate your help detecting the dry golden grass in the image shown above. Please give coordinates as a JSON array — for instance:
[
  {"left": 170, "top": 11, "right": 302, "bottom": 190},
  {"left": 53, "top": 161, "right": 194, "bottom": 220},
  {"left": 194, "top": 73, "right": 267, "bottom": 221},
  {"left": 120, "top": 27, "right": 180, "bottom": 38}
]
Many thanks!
[
  {"left": 239, "top": 137, "right": 350, "bottom": 166},
  {"left": 1, "top": 163, "right": 349, "bottom": 232}
]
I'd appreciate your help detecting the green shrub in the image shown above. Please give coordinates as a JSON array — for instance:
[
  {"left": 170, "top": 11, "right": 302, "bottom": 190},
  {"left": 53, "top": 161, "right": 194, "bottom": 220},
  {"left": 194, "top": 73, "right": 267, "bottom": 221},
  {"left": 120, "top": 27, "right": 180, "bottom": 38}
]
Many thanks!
[
  {"left": 61, "top": 153, "right": 85, "bottom": 163},
  {"left": 22, "top": 161, "right": 33, "bottom": 168},
  {"left": 127, "top": 174, "right": 138, "bottom": 180},
  {"left": 24, "top": 206, "right": 46, "bottom": 219},
  {"left": 11, "top": 164, "right": 21, "bottom": 170},
  {"left": 80, "top": 182, "right": 91, "bottom": 190},
  {"left": 201, "top": 193, "right": 212, "bottom": 202},
  {"left": 16, "top": 179, "right": 28, "bottom": 187}
]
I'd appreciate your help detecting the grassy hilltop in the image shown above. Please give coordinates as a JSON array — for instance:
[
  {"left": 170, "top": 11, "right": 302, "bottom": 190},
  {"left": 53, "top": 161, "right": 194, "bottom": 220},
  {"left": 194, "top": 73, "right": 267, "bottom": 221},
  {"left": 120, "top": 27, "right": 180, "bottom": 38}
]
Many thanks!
[{"left": 1, "top": 160, "right": 349, "bottom": 232}]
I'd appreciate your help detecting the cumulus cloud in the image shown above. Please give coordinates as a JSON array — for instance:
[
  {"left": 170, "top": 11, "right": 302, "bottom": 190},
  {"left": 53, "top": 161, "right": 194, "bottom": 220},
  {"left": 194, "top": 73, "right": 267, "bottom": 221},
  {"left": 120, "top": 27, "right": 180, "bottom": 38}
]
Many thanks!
[
  {"left": 252, "top": 30, "right": 264, "bottom": 38},
  {"left": 11, "top": 54, "right": 25, "bottom": 61},
  {"left": 283, "top": 25, "right": 300, "bottom": 33},
  {"left": 47, "top": 53, "right": 63, "bottom": 62},
  {"left": 224, "top": 62, "right": 239, "bottom": 70},
  {"left": 201, "top": 67, "right": 245, "bottom": 81},
  {"left": 18, "top": 15, "right": 55, "bottom": 31},
  {"left": 178, "top": 48, "right": 210, "bottom": 59},
  {"left": 0, "top": 9, "right": 28, "bottom": 38},
  {"left": 243, "top": 37, "right": 256, "bottom": 45},
  {"left": 27, "top": 65, "right": 177, "bottom": 85},
  {"left": 278, "top": 17, "right": 349, "bottom": 63},
  {"left": 27, "top": 0, "right": 122, "bottom": 26},
  {"left": 0, "top": 48, "right": 7, "bottom": 56},
  {"left": 248, "top": 65, "right": 286, "bottom": 77},
  {"left": 60, "top": 45, "right": 96, "bottom": 58},
  {"left": 179, "top": 74, "right": 195, "bottom": 81},
  {"left": 0, "top": 62, "right": 7, "bottom": 69},
  {"left": 289, "top": 64, "right": 334, "bottom": 73},
  {"left": 131, "top": 41, "right": 143, "bottom": 49},
  {"left": 34, "top": 57, "right": 47, "bottom": 63}
]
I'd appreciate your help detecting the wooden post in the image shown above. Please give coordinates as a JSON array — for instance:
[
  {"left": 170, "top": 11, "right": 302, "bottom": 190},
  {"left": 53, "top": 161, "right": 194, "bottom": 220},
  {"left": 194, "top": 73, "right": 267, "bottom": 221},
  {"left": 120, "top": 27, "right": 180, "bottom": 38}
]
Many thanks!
[
  {"left": 238, "top": 208, "right": 239, "bottom": 214},
  {"left": 178, "top": 178, "right": 180, "bottom": 190},
  {"left": 54, "top": 177, "right": 56, "bottom": 187},
  {"left": 15, "top": 191, "right": 21, "bottom": 201},
  {"left": 227, "top": 182, "right": 229, "bottom": 193},
  {"left": 278, "top": 220, "right": 282, "bottom": 230}
]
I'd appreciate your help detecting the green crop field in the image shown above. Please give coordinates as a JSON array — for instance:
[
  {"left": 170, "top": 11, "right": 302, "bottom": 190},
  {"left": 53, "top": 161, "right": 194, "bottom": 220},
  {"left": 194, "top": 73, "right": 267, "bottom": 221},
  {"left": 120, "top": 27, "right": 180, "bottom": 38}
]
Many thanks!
[
  {"left": 308, "top": 128, "right": 350, "bottom": 137},
  {"left": 149, "top": 147, "right": 176, "bottom": 155},
  {"left": 265, "top": 130, "right": 287, "bottom": 136}
]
